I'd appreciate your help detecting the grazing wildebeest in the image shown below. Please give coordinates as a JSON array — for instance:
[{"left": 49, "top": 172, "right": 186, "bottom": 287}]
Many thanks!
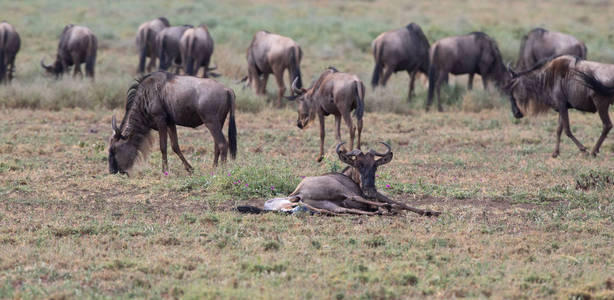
[
  {"left": 287, "top": 67, "right": 364, "bottom": 162},
  {"left": 427, "top": 32, "right": 509, "bottom": 111},
  {"left": 136, "top": 17, "right": 170, "bottom": 74},
  {"left": 371, "top": 22, "right": 430, "bottom": 101},
  {"left": 506, "top": 55, "right": 614, "bottom": 157},
  {"left": 108, "top": 71, "right": 237, "bottom": 175},
  {"left": 0, "top": 21, "right": 20, "bottom": 83},
  {"left": 156, "top": 25, "right": 192, "bottom": 72},
  {"left": 272, "top": 142, "right": 438, "bottom": 216},
  {"left": 41, "top": 25, "right": 97, "bottom": 79},
  {"left": 516, "top": 28, "right": 587, "bottom": 71},
  {"left": 179, "top": 25, "right": 216, "bottom": 77},
  {"left": 242, "top": 30, "right": 303, "bottom": 105}
]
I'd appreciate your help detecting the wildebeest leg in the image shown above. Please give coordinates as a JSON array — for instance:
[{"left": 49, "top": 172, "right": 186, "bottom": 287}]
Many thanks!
[
  {"left": 147, "top": 52, "right": 156, "bottom": 73},
  {"left": 481, "top": 76, "right": 488, "bottom": 90},
  {"left": 273, "top": 68, "right": 286, "bottom": 106},
  {"left": 375, "top": 192, "right": 440, "bottom": 216},
  {"left": 303, "top": 200, "right": 377, "bottom": 215},
  {"left": 467, "top": 73, "right": 474, "bottom": 90},
  {"left": 590, "top": 102, "right": 613, "bottom": 156},
  {"left": 259, "top": 73, "right": 269, "bottom": 95},
  {"left": 357, "top": 115, "right": 362, "bottom": 150},
  {"left": 342, "top": 111, "right": 355, "bottom": 151},
  {"left": 72, "top": 53, "right": 82, "bottom": 78},
  {"left": 317, "top": 113, "right": 325, "bottom": 162},
  {"left": 407, "top": 70, "right": 417, "bottom": 102},
  {"left": 553, "top": 115, "right": 564, "bottom": 158},
  {"left": 157, "top": 122, "right": 169, "bottom": 173},
  {"left": 334, "top": 115, "right": 342, "bottom": 144},
  {"left": 204, "top": 121, "right": 228, "bottom": 167},
  {"left": 168, "top": 123, "right": 193, "bottom": 173},
  {"left": 381, "top": 67, "right": 393, "bottom": 87},
  {"left": 560, "top": 107, "right": 588, "bottom": 153},
  {"left": 347, "top": 195, "right": 390, "bottom": 208},
  {"left": 436, "top": 73, "right": 444, "bottom": 112}
]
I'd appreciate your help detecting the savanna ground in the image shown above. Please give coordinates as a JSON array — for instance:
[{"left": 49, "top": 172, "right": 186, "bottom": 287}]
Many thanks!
[{"left": 1, "top": 0, "right": 613, "bottom": 299}]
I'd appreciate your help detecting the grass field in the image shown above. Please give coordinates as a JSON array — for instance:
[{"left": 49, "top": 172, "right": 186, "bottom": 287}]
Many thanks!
[{"left": 1, "top": 0, "right": 614, "bottom": 299}]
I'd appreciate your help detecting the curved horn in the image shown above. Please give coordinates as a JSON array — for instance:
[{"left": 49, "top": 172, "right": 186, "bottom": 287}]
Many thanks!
[
  {"left": 291, "top": 77, "right": 303, "bottom": 94},
  {"left": 506, "top": 63, "right": 517, "bottom": 78},
  {"left": 369, "top": 141, "right": 392, "bottom": 157},
  {"left": 112, "top": 115, "right": 120, "bottom": 136},
  {"left": 335, "top": 142, "right": 346, "bottom": 154},
  {"left": 40, "top": 58, "right": 50, "bottom": 69}
]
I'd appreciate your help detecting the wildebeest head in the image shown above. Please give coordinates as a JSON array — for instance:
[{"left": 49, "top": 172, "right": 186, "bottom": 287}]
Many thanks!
[
  {"left": 504, "top": 64, "right": 525, "bottom": 119},
  {"left": 108, "top": 115, "right": 138, "bottom": 174},
  {"left": 336, "top": 142, "right": 393, "bottom": 199},
  {"left": 40, "top": 57, "right": 64, "bottom": 77},
  {"left": 286, "top": 77, "right": 313, "bottom": 129}
]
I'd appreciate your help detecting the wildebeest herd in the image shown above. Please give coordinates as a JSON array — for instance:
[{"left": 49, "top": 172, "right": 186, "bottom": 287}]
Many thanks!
[{"left": 2, "top": 18, "right": 613, "bottom": 215}]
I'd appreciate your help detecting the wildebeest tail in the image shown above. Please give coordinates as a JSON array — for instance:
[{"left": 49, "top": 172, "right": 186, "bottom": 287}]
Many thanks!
[
  {"left": 576, "top": 70, "right": 614, "bottom": 97},
  {"left": 289, "top": 46, "right": 302, "bottom": 89},
  {"left": 158, "top": 35, "right": 168, "bottom": 70},
  {"left": 85, "top": 34, "right": 97, "bottom": 78},
  {"left": 137, "top": 27, "right": 148, "bottom": 73},
  {"left": 227, "top": 89, "right": 237, "bottom": 159},
  {"left": 427, "top": 45, "right": 439, "bottom": 103},
  {"left": 353, "top": 81, "right": 365, "bottom": 120},
  {"left": 371, "top": 41, "right": 383, "bottom": 88},
  {"left": 0, "top": 29, "right": 6, "bottom": 82}
]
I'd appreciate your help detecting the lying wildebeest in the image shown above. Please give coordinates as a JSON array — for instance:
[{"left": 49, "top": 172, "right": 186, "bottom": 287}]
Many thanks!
[
  {"left": 238, "top": 142, "right": 440, "bottom": 216},
  {"left": 516, "top": 28, "right": 587, "bottom": 71},
  {"left": 179, "top": 25, "right": 217, "bottom": 77},
  {"left": 371, "top": 22, "right": 430, "bottom": 101},
  {"left": 108, "top": 71, "right": 237, "bottom": 175},
  {"left": 428, "top": 32, "right": 509, "bottom": 111},
  {"left": 156, "top": 25, "right": 192, "bottom": 72},
  {"left": 242, "top": 30, "right": 303, "bottom": 105},
  {"left": 41, "top": 25, "right": 97, "bottom": 78},
  {"left": 287, "top": 67, "right": 364, "bottom": 162},
  {"left": 136, "top": 17, "right": 170, "bottom": 74},
  {"left": 0, "top": 21, "right": 20, "bottom": 83},
  {"left": 506, "top": 55, "right": 613, "bottom": 157}
]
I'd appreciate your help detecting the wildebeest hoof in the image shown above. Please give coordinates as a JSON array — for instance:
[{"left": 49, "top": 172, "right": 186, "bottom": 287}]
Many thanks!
[
  {"left": 590, "top": 151, "right": 598, "bottom": 157},
  {"left": 316, "top": 156, "right": 324, "bottom": 163},
  {"left": 437, "top": 106, "right": 443, "bottom": 112},
  {"left": 551, "top": 151, "right": 559, "bottom": 158}
]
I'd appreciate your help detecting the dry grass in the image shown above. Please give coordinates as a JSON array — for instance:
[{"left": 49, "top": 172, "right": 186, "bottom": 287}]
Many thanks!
[
  {"left": 1, "top": 108, "right": 613, "bottom": 298},
  {"left": 2, "top": 0, "right": 614, "bottom": 298}
]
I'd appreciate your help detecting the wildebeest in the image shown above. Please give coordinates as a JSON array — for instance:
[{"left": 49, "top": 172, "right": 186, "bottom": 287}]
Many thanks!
[
  {"left": 260, "top": 142, "right": 438, "bottom": 216},
  {"left": 287, "top": 67, "right": 364, "bottom": 162},
  {"left": 41, "top": 25, "right": 97, "bottom": 78},
  {"left": 136, "top": 17, "right": 170, "bottom": 74},
  {"left": 156, "top": 25, "right": 192, "bottom": 72},
  {"left": 506, "top": 55, "right": 614, "bottom": 157},
  {"left": 0, "top": 21, "right": 20, "bottom": 83},
  {"left": 427, "top": 32, "right": 509, "bottom": 111},
  {"left": 371, "top": 22, "right": 430, "bottom": 101},
  {"left": 516, "top": 28, "right": 587, "bottom": 71},
  {"left": 242, "top": 30, "right": 303, "bottom": 105},
  {"left": 108, "top": 71, "right": 237, "bottom": 175},
  {"left": 179, "top": 25, "right": 216, "bottom": 77}
]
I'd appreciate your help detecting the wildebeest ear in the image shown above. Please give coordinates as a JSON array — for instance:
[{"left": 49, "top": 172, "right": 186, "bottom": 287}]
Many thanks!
[
  {"left": 337, "top": 151, "right": 356, "bottom": 167},
  {"left": 375, "top": 152, "right": 393, "bottom": 166}
]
